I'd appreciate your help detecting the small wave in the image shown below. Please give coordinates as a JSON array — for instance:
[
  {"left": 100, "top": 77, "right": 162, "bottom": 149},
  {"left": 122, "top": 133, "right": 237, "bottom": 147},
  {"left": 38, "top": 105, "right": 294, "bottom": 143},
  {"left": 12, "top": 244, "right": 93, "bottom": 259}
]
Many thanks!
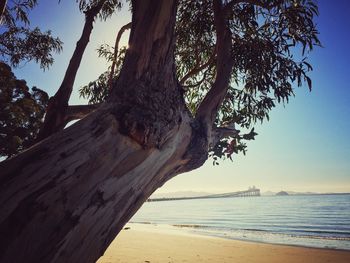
[
  {"left": 236, "top": 228, "right": 350, "bottom": 241},
  {"left": 235, "top": 229, "right": 350, "bottom": 241},
  {"left": 287, "top": 233, "right": 350, "bottom": 241},
  {"left": 289, "top": 229, "right": 350, "bottom": 237},
  {"left": 173, "top": 224, "right": 210, "bottom": 229},
  {"left": 242, "top": 228, "right": 268, "bottom": 232},
  {"left": 130, "top": 221, "right": 152, "bottom": 225}
]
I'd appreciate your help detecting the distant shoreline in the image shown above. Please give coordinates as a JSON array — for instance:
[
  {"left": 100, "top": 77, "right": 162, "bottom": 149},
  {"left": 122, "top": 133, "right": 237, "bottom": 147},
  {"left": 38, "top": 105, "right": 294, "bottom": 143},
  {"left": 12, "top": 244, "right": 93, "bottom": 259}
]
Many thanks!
[{"left": 260, "top": 192, "right": 350, "bottom": 196}]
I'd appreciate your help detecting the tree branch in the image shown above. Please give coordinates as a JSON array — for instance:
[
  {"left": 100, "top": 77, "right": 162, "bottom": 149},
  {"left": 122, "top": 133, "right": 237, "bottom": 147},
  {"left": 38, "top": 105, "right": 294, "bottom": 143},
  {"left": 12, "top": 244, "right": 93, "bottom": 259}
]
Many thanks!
[
  {"left": 223, "top": 0, "right": 281, "bottom": 14},
  {"left": 64, "top": 103, "right": 101, "bottom": 124},
  {"left": 37, "top": 0, "right": 107, "bottom": 141},
  {"left": 0, "top": 0, "right": 7, "bottom": 23},
  {"left": 55, "top": 0, "right": 106, "bottom": 103},
  {"left": 180, "top": 50, "right": 216, "bottom": 85},
  {"left": 210, "top": 123, "right": 239, "bottom": 149},
  {"left": 195, "top": 0, "right": 234, "bottom": 127},
  {"left": 183, "top": 67, "right": 211, "bottom": 90},
  {"left": 108, "top": 22, "right": 132, "bottom": 89}
]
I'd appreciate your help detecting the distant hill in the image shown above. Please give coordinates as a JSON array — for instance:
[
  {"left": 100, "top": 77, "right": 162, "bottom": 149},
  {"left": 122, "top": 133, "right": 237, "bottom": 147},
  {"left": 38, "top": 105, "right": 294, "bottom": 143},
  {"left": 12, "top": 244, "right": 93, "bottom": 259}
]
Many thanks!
[
  {"left": 262, "top": 190, "right": 321, "bottom": 196},
  {"left": 276, "top": 191, "right": 289, "bottom": 196}
]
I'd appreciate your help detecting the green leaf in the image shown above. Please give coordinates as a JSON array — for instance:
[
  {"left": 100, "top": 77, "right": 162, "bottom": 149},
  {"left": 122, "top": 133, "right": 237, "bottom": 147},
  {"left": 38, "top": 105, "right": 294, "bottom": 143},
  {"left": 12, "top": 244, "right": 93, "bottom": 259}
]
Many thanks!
[{"left": 305, "top": 76, "right": 312, "bottom": 91}]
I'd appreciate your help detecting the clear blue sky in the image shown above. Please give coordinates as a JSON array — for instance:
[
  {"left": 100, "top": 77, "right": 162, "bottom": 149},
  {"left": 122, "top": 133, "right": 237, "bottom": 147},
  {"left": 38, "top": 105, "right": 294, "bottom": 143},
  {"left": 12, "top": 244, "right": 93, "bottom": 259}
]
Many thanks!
[{"left": 13, "top": 0, "right": 350, "bottom": 193}]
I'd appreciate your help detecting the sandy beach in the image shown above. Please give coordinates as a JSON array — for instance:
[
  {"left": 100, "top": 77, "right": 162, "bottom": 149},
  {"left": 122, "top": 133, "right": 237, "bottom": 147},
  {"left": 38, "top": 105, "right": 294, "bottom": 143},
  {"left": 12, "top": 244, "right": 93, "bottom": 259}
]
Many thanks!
[{"left": 97, "top": 224, "right": 350, "bottom": 263}]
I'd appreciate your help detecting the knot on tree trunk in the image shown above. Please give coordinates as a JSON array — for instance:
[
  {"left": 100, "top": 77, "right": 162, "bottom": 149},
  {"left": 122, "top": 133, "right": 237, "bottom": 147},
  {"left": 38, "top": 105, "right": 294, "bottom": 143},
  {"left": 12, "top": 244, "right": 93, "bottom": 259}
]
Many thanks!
[{"left": 110, "top": 77, "right": 183, "bottom": 149}]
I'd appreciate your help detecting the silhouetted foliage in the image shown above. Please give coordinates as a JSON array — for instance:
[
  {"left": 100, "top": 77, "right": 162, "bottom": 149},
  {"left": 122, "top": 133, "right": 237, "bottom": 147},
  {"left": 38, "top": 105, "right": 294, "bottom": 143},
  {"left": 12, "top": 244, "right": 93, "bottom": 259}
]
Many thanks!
[
  {"left": 76, "top": 0, "right": 122, "bottom": 20},
  {"left": 79, "top": 46, "right": 126, "bottom": 104},
  {"left": 0, "top": 0, "right": 62, "bottom": 69},
  {"left": 0, "top": 62, "right": 48, "bottom": 157}
]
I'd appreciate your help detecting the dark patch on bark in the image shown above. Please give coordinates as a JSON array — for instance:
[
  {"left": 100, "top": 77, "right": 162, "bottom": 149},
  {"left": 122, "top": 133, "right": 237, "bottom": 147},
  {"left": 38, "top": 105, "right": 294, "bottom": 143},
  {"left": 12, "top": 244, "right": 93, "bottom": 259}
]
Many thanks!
[
  {"left": 60, "top": 152, "right": 68, "bottom": 159},
  {"left": 0, "top": 146, "right": 49, "bottom": 187},
  {"left": 89, "top": 189, "right": 106, "bottom": 209},
  {"left": 41, "top": 210, "right": 81, "bottom": 263},
  {"left": 0, "top": 180, "right": 53, "bottom": 258},
  {"left": 182, "top": 119, "right": 209, "bottom": 171},
  {"left": 96, "top": 188, "right": 136, "bottom": 261},
  {"left": 58, "top": 169, "right": 67, "bottom": 177},
  {"left": 91, "top": 120, "right": 106, "bottom": 138},
  {"left": 53, "top": 211, "right": 80, "bottom": 237},
  {"left": 74, "top": 163, "right": 85, "bottom": 177},
  {"left": 88, "top": 110, "right": 109, "bottom": 139},
  {"left": 63, "top": 210, "right": 80, "bottom": 227},
  {"left": 0, "top": 178, "right": 81, "bottom": 262},
  {"left": 60, "top": 188, "right": 68, "bottom": 205},
  {"left": 111, "top": 149, "right": 151, "bottom": 180}
]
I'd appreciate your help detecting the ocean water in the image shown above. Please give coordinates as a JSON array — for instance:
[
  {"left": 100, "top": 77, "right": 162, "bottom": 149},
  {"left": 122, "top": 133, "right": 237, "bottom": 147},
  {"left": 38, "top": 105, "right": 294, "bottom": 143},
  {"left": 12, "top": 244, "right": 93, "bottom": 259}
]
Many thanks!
[{"left": 130, "top": 194, "right": 350, "bottom": 250}]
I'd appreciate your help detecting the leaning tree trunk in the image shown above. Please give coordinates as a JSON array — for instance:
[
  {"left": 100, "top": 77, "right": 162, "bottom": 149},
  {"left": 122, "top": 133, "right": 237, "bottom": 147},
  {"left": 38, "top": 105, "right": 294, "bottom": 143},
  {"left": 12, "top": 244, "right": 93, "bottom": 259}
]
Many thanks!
[{"left": 0, "top": 1, "right": 207, "bottom": 262}]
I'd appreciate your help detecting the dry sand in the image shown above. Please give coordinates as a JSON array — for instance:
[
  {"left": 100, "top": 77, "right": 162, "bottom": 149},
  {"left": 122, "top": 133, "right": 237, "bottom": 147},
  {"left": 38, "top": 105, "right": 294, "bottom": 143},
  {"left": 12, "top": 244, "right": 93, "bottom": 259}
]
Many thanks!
[{"left": 97, "top": 224, "right": 350, "bottom": 263}]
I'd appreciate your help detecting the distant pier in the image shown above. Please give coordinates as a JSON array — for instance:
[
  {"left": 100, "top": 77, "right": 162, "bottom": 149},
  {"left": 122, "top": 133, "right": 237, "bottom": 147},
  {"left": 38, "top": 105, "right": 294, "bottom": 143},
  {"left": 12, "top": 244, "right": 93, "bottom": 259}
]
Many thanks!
[{"left": 148, "top": 187, "right": 260, "bottom": 202}]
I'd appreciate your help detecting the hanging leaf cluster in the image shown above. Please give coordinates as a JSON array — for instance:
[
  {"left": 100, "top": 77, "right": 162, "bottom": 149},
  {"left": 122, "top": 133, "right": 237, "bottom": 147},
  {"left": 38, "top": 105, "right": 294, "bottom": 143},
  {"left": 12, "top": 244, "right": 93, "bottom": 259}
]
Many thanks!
[
  {"left": 79, "top": 45, "right": 126, "bottom": 104},
  {"left": 0, "top": 0, "right": 62, "bottom": 69},
  {"left": 76, "top": 0, "right": 122, "bottom": 20}
]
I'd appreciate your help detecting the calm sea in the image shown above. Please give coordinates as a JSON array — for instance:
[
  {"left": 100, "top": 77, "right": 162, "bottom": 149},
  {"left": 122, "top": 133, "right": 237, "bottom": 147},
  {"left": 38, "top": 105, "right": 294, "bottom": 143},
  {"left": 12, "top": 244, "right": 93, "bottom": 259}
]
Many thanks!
[{"left": 130, "top": 194, "right": 350, "bottom": 250}]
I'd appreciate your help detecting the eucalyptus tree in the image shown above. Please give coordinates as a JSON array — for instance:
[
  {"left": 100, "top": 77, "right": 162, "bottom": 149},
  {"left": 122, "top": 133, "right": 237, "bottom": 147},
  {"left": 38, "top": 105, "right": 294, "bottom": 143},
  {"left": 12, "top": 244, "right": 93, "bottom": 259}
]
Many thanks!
[{"left": 0, "top": 0, "right": 320, "bottom": 262}]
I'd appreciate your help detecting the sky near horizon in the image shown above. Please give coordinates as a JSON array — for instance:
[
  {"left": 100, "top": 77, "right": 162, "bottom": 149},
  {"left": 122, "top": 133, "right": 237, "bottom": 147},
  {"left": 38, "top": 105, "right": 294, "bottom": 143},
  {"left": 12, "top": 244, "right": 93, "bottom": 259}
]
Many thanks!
[{"left": 11, "top": 1, "right": 350, "bottom": 194}]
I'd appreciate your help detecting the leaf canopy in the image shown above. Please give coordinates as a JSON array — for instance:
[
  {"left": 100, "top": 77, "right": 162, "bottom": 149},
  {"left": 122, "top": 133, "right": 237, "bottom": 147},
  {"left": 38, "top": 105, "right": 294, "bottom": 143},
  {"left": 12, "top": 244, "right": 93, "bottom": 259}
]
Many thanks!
[{"left": 80, "top": 0, "right": 320, "bottom": 162}]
